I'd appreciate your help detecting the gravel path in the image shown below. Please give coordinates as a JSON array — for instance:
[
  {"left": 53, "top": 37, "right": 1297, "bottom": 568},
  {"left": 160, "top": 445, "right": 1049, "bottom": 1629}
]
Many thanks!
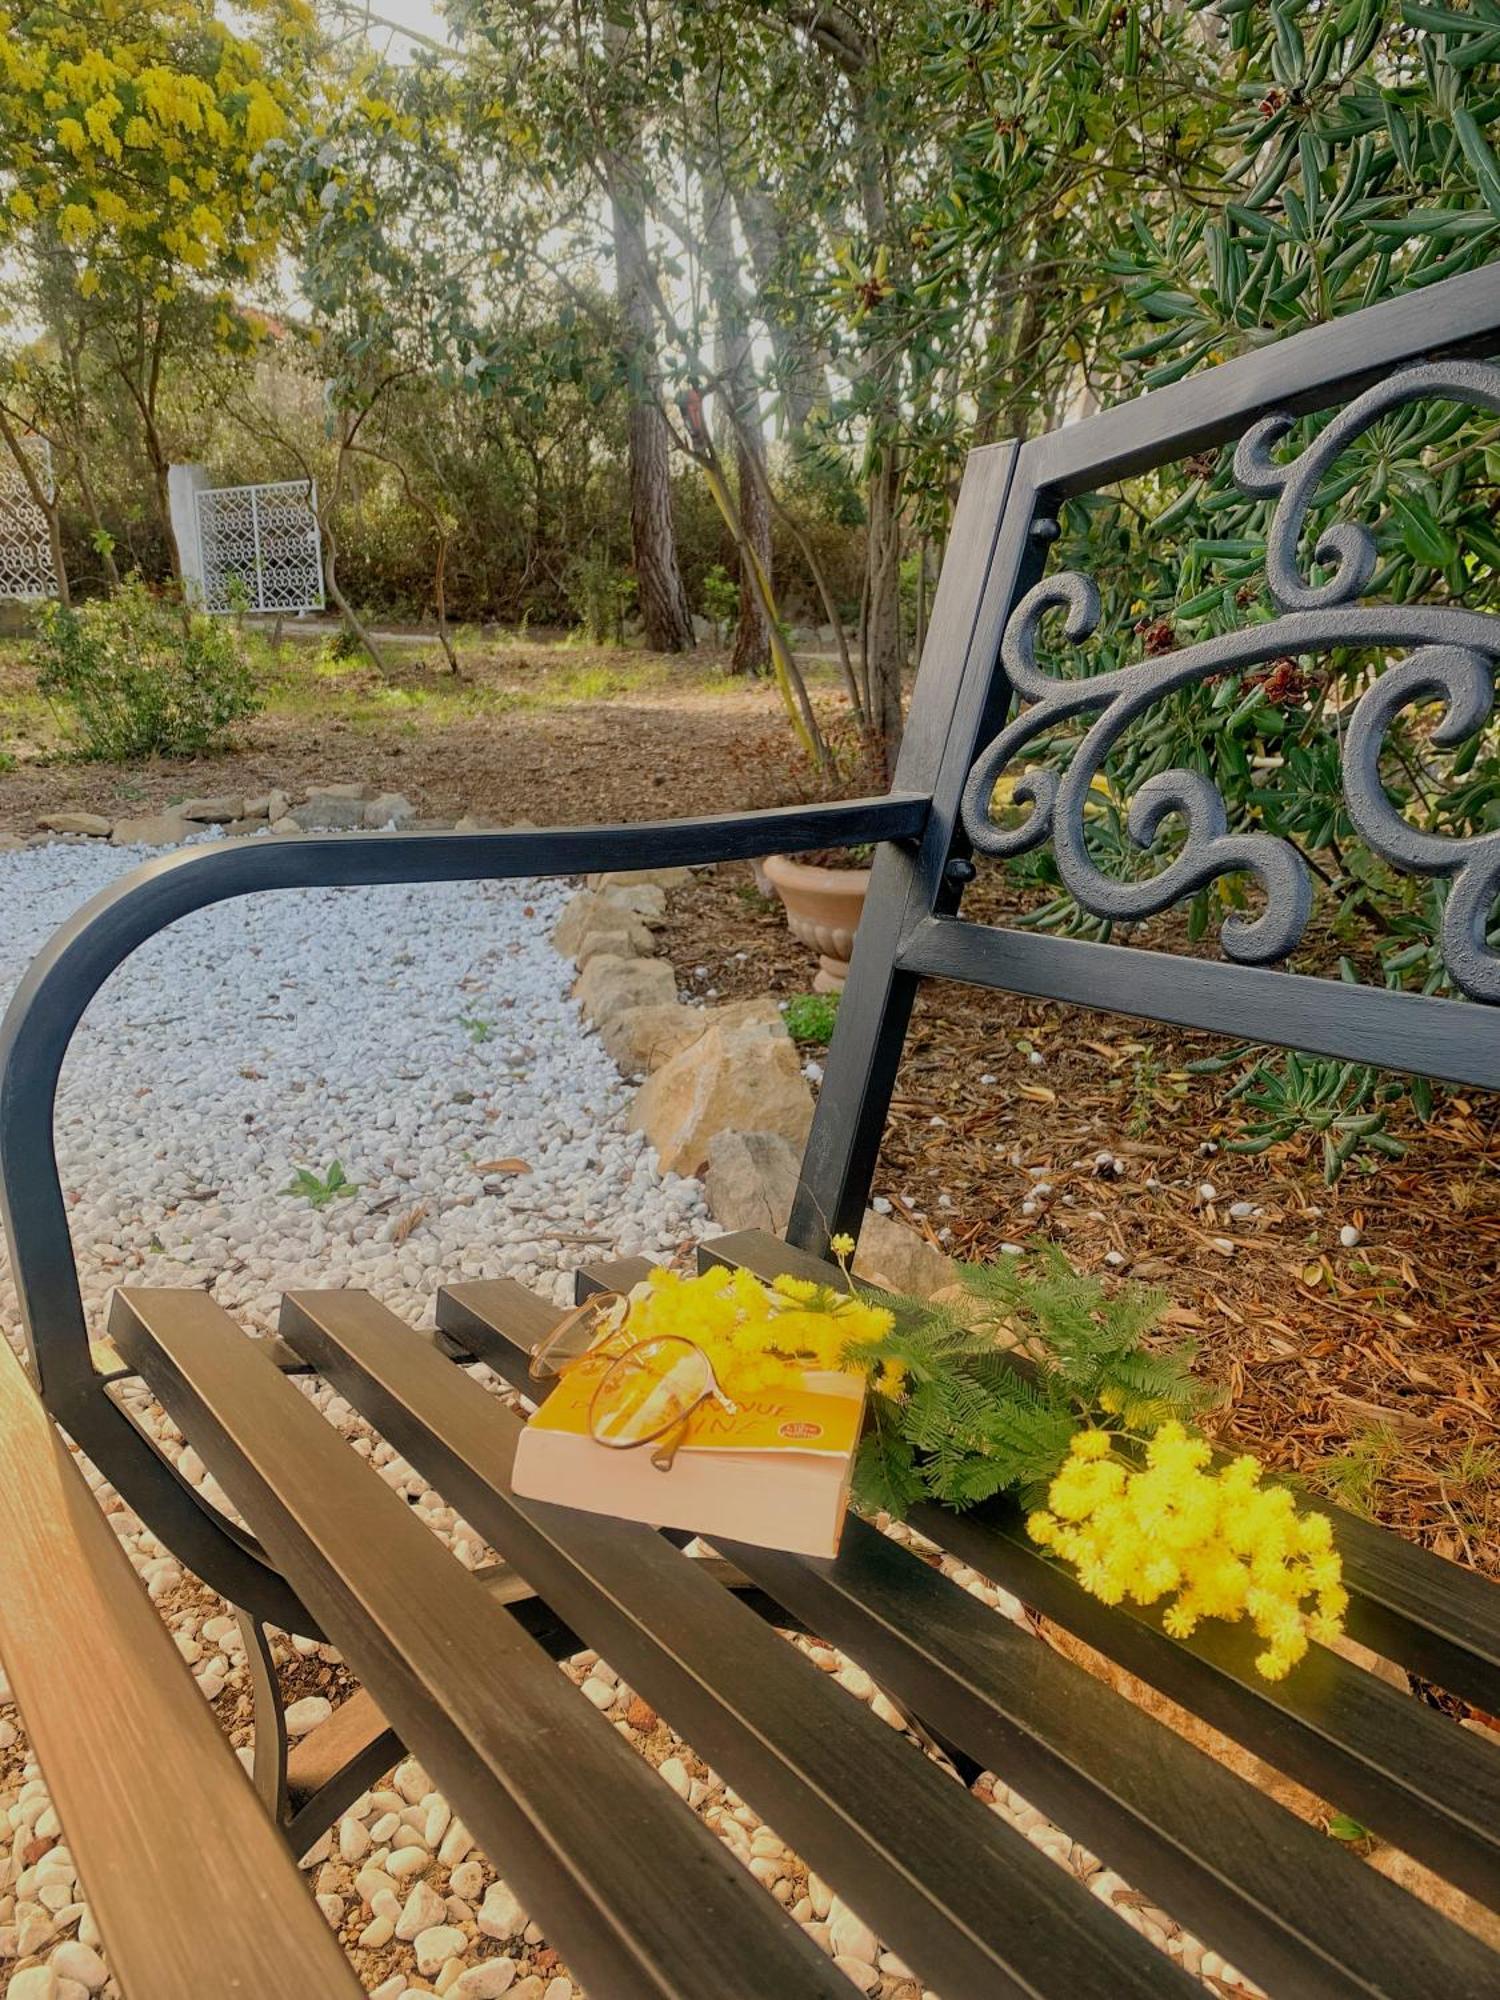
[{"left": 0, "top": 835, "right": 706, "bottom": 1340}]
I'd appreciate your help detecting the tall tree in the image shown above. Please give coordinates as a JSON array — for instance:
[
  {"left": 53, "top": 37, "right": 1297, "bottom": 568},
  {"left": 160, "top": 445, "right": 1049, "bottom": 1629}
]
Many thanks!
[
  {"left": 0, "top": 0, "right": 313, "bottom": 577},
  {"left": 600, "top": 13, "right": 696, "bottom": 653}
]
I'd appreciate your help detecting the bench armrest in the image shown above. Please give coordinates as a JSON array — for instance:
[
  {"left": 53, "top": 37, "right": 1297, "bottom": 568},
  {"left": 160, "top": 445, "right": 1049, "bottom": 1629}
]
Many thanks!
[
  {"left": 0, "top": 800, "right": 925, "bottom": 1623},
  {"left": 0, "top": 1336, "right": 364, "bottom": 2000}
]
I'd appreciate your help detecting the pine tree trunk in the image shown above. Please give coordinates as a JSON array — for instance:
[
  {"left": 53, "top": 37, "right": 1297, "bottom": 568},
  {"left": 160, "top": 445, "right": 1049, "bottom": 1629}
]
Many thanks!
[
  {"left": 864, "top": 436, "right": 905, "bottom": 777},
  {"left": 603, "top": 32, "right": 695, "bottom": 658},
  {"left": 732, "top": 435, "right": 773, "bottom": 675},
  {"left": 702, "top": 162, "right": 771, "bottom": 675}
]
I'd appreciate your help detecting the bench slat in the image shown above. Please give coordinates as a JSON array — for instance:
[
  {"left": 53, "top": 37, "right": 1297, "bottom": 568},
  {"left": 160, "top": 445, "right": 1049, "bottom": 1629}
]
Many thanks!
[
  {"left": 292, "top": 1285, "right": 1196, "bottom": 2000},
  {"left": 108, "top": 1289, "right": 848, "bottom": 2000},
  {"left": 0, "top": 1337, "right": 363, "bottom": 2000},
  {"left": 699, "top": 1232, "right": 1500, "bottom": 1914},
  {"left": 440, "top": 1276, "right": 1500, "bottom": 2000}
]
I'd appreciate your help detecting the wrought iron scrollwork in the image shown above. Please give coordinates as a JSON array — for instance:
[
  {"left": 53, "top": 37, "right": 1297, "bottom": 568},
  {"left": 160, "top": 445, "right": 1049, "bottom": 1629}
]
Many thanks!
[{"left": 960, "top": 360, "right": 1500, "bottom": 999}]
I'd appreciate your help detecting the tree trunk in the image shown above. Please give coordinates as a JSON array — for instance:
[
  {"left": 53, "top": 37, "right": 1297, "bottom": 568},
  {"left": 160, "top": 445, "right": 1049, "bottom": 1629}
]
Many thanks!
[
  {"left": 863, "top": 435, "right": 905, "bottom": 778},
  {"left": 737, "top": 180, "right": 830, "bottom": 444},
  {"left": 609, "top": 182, "right": 696, "bottom": 653},
  {"left": 702, "top": 163, "right": 771, "bottom": 674},
  {"left": 732, "top": 438, "right": 773, "bottom": 675},
  {"left": 602, "top": 13, "right": 694, "bottom": 657}
]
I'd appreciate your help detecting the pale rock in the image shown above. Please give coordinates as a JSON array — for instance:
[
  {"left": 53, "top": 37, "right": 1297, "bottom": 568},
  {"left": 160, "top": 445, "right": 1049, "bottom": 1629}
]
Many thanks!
[
  {"left": 283, "top": 1695, "right": 333, "bottom": 1737},
  {"left": 826, "top": 1898, "right": 879, "bottom": 1966},
  {"left": 596, "top": 1003, "right": 704, "bottom": 1074},
  {"left": 266, "top": 787, "right": 289, "bottom": 821},
  {"left": 359, "top": 1915, "right": 395, "bottom": 1949},
  {"left": 574, "top": 923, "right": 655, "bottom": 968},
  {"left": 573, "top": 954, "right": 677, "bottom": 1026},
  {"left": 438, "top": 1819, "right": 473, "bottom": 1868},
  {"left": 543, "top": 1981, "right": 572, "bottom": 2000},
  {"left": 600, "top": 996, "right": 783, "bottom": 1077},
  {"left": 109, "top": 812, "right": 191, "bottom": 847},
  {"left": 658, "top": 1756, "right": 691, "bottom": 1801},
  {"left": 396, "top": 1880, "right": 448, "bottom": 1941},
  {"left": 553, "top": 892, "right": 625, "bottom": 956},
  {"left": 55, "top": 1981, "right": 89, "bottom": 2000},
  {"left": 291, "top": 793, "right": 367, "bottom": 831},
  {"left": 449, "top": 1859, "right": 485, "bottom": 1903},
  {"left": 269, "top": 816, "right": 301, "bottom": 834},
  {"left": 356, "top": 1865, "right": 399, "bottom": 1906},
  {"left": 414, "top": 1923, "right": 468, "bottom": 1976},
  {"left": 477, "top": 1882, "right": 525, "bottom": 1940},
  {"left": 365, "top": 792, "right": 416, "bottom": 830},
  {"left": 180, "top": 795, "right": 243, "bottom": 824},
  {"left": 7, "top": 1968, "right": 59, "bottom": 1999},
  {"left": 316, "top": 1892, "right": 344, "bottom": 1925},
  {"left": 455, "top": 1963, "right": 517, "bottom": 1998},
  {"left": 394, "top": 1761, "right": 432, "bottom": 1804},
  {"left": 311, "top": 781, "right": 372, "bottom": 798},
  {"left": 388, "top": 1846, "right": 431, "bottom": 1881},
  {"left": 243, "top": 794, "right": 271, "bottom": 819},
  {"left": 338, "top": 1817, "right": 371, "bottom": 1864},
  {"left": 851, "top": 1212, "right": 956, "bottom": 1299},
  {"left": 588, "top": 867, "right": 691, "bottom": 891},
  {"left": 834, "top": 1955, "right": 880, "bottom": 1993},
  {"left": 703, "top": 1128, "right": 801, "bottom": 1234},
  {"left": 630, "top": 1021, "right": 813, "bottom": 1177},
  {"left": 39, "top": 814, "right": 111, "bottom": 838},
  {"left": 600, "top": 882, "right": 667, "bottom": 923}
]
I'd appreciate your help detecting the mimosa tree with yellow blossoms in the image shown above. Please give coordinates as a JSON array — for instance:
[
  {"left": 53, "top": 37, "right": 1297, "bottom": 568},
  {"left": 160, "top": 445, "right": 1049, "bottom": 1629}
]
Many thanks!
[{"left": 0, "top": 0, "right": 315, "bottom": 574}]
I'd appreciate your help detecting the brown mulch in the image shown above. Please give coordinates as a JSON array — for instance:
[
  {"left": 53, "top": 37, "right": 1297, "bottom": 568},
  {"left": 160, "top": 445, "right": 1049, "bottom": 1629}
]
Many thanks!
[{"left": 660, "top": 867, "right": 1500, "bottom": 1579}]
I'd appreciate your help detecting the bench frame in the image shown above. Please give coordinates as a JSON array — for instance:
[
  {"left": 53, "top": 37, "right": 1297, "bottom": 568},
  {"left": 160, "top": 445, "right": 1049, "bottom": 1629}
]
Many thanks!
[{"left": 2, "top": 262, "right": 1499, "bottom": 1989}]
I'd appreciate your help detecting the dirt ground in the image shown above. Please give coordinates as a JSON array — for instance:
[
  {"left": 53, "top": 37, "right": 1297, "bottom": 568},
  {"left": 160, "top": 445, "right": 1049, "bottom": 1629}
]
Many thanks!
[
  {"left": 3, "top": 629, "right": 1496, "bottom": 1587},
  {"left": 0, "top": 628, "right": 819, "bottom": 832}
]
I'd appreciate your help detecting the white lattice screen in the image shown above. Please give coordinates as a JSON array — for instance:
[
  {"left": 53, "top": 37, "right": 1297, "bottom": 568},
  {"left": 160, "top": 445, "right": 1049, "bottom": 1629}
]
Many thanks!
[
  {"left": 0, "top": 434, "right": 57, "bottom": 601},
  {"left": 194, "top": 479, "right": 325, "bottom": 614}
]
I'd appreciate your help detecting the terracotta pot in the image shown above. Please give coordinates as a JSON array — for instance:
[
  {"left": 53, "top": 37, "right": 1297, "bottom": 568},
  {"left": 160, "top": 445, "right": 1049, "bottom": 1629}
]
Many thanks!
[{"left": 762, "top": 852, "right": 872, "bottom": 993}]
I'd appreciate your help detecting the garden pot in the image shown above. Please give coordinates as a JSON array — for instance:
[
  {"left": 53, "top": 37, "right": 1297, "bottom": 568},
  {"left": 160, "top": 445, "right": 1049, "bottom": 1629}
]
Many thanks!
[{"left": 762, "top": 852, "right": 872, "bottom": 993}]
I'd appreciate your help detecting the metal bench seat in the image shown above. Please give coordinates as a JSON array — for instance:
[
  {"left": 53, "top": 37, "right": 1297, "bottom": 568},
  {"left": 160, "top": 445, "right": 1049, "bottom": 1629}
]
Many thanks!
[
  {"left": 100, "top": 1265, "right": 1500, "bottom": 2000},
  {"left": 4, "top": 265, "right": 1500, "bottom": 1994}
]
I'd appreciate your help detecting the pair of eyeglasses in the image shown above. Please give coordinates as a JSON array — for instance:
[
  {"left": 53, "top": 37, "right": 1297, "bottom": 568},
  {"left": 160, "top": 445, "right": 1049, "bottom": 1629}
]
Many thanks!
[{"left": 529, "top": 1293, "right": 739, "bottom": 1472}]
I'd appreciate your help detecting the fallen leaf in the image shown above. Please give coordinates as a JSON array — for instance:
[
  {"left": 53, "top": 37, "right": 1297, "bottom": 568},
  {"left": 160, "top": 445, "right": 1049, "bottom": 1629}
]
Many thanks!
[
  {"left": 476, "top": 1157, "right": 532, "bottom": 1174},
  {"left": 391, "top": 1203, "right": 429, "bottom": 1244}
]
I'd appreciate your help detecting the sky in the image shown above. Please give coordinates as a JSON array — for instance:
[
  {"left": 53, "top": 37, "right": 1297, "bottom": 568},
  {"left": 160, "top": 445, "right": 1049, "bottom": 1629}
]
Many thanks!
[{"left": 335, "top": 0, "right": 453, "bottom": 58}]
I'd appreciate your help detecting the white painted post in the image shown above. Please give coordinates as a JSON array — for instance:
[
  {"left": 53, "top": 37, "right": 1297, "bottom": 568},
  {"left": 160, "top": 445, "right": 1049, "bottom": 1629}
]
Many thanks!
[{"left": 168, "top": 464, "right": 211, "bottom": 605}]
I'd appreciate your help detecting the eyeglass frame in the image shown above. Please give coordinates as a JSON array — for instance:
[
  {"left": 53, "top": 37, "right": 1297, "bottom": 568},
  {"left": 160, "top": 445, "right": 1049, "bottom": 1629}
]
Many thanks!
[{"left": 527, "top": 1291, "right": 739, "bottom": 1471}]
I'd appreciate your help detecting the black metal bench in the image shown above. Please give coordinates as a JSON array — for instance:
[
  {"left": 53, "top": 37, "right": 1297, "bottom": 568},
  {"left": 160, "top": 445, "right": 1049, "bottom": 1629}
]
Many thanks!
[{"left": 3, "top": 264, "right": 1499, "bottom": 1998}]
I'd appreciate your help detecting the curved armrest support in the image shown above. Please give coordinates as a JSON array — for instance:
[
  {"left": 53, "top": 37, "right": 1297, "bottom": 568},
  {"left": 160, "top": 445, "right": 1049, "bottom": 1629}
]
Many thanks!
[{"left": 0, "top": 796, "right": 924, "bottom": 1407}]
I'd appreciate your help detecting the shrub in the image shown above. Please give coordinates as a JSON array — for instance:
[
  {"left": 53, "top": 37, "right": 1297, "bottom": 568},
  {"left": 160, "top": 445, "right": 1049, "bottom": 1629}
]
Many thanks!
[
  {"left": 33, "top": 579, "right": 261, "bottom": 760},
  {"left": 783, "top": 991, "right": 839, "bottom": 1044}
]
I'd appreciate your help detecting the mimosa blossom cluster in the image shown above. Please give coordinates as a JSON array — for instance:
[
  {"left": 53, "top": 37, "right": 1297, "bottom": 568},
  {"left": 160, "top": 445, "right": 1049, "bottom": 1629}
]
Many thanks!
[
  {"left": 621, "top": 1260, "right": 899, "bottom": 1400},
  {"left": 1028, "top": 1421, "right": 1347, "bottom": 1680}
]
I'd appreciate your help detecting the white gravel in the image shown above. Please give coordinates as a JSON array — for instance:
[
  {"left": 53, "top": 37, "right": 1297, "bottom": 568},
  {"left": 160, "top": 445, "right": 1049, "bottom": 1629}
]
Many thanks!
[{"left": 0, "top": 834, "right": 708, "bottom": 1345}]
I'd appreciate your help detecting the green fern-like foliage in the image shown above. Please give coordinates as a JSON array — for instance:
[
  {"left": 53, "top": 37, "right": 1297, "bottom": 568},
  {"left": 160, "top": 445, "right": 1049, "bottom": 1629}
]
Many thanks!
[{"left": 846, "top": 1248, "right": 1212, "bottom": 1519}]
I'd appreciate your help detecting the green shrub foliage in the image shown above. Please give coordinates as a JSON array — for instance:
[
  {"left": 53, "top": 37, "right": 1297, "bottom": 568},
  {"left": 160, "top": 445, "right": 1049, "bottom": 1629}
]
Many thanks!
[{"left": 33, "top": 580, "right": 261, "bottom": 760}]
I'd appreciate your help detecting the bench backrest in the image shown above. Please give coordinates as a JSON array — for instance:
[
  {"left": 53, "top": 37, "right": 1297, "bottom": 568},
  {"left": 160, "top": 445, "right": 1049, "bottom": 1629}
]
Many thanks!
[{"left": 789, "top": 264, "right": 1500, "bottom": 1255}]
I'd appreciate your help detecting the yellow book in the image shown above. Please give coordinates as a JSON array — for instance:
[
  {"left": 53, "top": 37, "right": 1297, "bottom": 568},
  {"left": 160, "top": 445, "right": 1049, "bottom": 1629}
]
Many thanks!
[{"left": 512, "top": 1363, "right": 867, "bottom": 1558}]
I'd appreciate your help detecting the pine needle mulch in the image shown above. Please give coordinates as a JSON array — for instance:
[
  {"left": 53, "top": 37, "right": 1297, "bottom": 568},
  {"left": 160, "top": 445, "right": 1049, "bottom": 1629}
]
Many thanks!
[{"left": 659, "top": 865, "right": 1500, "bottom": 1587}]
